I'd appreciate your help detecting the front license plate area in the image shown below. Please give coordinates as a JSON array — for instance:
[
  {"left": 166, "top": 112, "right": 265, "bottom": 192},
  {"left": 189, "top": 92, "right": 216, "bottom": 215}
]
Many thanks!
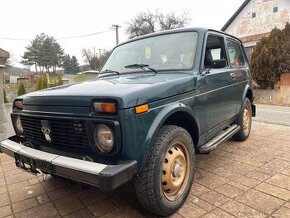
[{"left": 14, "top": 153, "right": 52, "bottom": 175}]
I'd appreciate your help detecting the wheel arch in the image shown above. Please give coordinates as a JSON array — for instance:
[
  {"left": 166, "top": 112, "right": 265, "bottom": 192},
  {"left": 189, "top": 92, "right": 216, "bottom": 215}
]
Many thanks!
[
  {"left": 140, "top": 103, "right": 200, "bottom": 170},
  {"left": 241, "top": 85, "right": 255, "bottom": 116}
]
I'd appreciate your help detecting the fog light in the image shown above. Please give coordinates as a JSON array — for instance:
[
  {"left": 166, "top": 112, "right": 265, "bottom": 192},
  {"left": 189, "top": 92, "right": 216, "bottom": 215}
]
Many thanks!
[
  {"left": 95, "top": 124, "right": 114, "bottom": 153},
  {"left": 15, "top": 116, "right": 24, "bottom": 134}
]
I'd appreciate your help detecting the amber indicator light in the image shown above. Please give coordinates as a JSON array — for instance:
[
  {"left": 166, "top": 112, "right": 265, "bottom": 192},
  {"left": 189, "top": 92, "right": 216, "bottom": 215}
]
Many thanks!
[
  {"left": 94, "top": 102, "right": 116, "bottom": 113},
  {"left": 135, "top": 104, "right": 149, "bottom": 114}
]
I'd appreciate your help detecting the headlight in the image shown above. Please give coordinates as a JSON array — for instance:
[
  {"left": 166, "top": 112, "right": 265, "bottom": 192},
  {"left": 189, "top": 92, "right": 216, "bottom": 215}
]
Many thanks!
[
  {"left": 95, "top": 124, "right": 114, "bottom": 153},
  {"left": 15, "top": 115, "right": 24, "bottom": 134}
]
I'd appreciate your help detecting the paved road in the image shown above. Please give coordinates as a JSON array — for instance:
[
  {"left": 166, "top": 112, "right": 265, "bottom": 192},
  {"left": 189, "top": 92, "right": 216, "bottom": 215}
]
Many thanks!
[{"left": 254, "top": 104, "right": 290, "bottom": 126}]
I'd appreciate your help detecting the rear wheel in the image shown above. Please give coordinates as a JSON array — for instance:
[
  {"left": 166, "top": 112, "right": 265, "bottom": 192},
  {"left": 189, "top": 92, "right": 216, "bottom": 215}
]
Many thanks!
[
  {"left": 233, "top": 97, "right": 252, "bottom": 141},
  {"left": 134, "top": 125, "right": 195, "bottom": 216}
]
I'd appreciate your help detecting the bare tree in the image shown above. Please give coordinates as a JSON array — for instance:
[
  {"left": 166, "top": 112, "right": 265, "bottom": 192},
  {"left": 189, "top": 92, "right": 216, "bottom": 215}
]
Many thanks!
[
  {"left": 81, "top": 48, "right": 98, "bottom": 70},
  {"left": 126, "top": 11, "right": 190, "bottom": 38},
  {"left": 159, "top": 12, "right": 190, "bottom": 30},
  {"left": 81, "top": 48, "right": 111, "bottom": 70}
]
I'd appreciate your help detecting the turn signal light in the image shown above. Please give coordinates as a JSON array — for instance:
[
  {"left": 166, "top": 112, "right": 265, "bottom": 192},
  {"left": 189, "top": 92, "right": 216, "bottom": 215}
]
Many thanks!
[
  {"left": 135, "top": 104, "right": 149, "bottom": 114},
  {"left": 14, "top": 100, "right": 23, "bottom": 110},
  {"left": 93, "top": 102, "right": 117, "bottom": 114}
]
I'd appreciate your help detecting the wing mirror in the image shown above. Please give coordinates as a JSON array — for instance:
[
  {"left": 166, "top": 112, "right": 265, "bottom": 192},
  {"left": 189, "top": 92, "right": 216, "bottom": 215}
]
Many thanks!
[{"left": 211, "top": 59, "right": 227, "bottom": 69}]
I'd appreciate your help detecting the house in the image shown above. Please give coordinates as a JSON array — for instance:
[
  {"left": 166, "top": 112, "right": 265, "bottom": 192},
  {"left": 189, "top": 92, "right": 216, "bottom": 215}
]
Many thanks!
[
  {"left": 77, "top": 70, "right": 99, "bottom": 80},
  {"left": 222, "top": 0, "right": 290, "bottom": 59}
]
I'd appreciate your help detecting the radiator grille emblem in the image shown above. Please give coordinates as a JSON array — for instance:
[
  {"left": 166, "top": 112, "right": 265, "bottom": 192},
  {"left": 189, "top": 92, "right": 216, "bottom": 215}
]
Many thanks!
[{"left": 41, "top": 120, "right": 51, "bottom": 143}]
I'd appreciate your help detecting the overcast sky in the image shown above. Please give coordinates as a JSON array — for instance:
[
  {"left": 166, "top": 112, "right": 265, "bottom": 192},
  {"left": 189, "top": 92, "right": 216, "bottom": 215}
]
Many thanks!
[{"left": 0, "top": 0, "right": 245, "bottom": 67}]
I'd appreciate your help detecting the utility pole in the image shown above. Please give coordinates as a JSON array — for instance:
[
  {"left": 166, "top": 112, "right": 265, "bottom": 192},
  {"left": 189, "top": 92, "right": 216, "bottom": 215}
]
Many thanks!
[
  {"left": 112, "top": 24, "right": 121, "bottom": 45},
  {"left": 98, "top": 49, "right": 102, "bottom": 58}
]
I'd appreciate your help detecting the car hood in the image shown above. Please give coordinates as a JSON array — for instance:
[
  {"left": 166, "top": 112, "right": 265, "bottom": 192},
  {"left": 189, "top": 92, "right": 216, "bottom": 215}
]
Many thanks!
[{"left": 21, "top": 73, "right": 196, "bottom": 109}]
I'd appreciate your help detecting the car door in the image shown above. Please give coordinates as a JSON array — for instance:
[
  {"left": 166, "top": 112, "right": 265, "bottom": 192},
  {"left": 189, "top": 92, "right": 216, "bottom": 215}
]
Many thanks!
[
  {"left": 225, "top": 38, "right": 249, "bottom": 113},
  {"left": 203, "top": 34, "right": 237, "bottom": 133}
]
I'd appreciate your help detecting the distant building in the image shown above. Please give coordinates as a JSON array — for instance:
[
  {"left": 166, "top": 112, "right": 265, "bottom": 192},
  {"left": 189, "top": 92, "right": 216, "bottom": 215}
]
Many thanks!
[
  {"left": 78, "top": 70, "right": 99, "bottom": 80},
  {"left": 17, "top": 77, "right": 29, "bottom": 86},
  {"left": 9, "top": 75, "right": 19, "bottom": 84},
  {"left": 222, "top": 0, "right": 290, "bottom": 59}
]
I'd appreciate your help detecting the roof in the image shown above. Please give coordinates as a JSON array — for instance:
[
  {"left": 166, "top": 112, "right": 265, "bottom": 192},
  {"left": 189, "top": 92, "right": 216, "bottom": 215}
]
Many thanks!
[
  {"left": 221, "top": 0, "right": 250, "bottom": 31},
  {"left": 0, "top": 48, "right": 10, "bottom": 59}
]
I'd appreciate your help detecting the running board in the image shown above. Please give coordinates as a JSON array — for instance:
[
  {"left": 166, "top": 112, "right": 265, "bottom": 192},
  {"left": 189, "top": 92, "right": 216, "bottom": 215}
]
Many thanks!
[{"left": 198, "top": 124, "right": 241, "bottom": 154}]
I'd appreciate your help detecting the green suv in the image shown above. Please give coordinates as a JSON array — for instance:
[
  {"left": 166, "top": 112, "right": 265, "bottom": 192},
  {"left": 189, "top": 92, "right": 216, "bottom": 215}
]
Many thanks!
[{"left": 0, "top": 28, "right": 255, "bottom": 216}]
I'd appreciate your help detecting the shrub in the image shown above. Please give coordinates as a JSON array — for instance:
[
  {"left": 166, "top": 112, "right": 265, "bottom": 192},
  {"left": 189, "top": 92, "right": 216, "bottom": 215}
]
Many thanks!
[
  {"left": 17, "top": 83, "right": 27, "bottom": 96},
  {"left": 251, "top": 23, "right": 290, "bottom": 89},
  {"left": 35, "top": 75, "right": 48, "bottom": 90},
  {"left": 3, "top": 89, "right": 8, "bottom": 103}
]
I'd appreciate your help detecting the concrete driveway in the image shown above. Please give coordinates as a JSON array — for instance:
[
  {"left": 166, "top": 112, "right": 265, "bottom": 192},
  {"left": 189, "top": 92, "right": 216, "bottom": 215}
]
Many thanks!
[{"left": 1, "top": 121, "right": 290, "bottom": 217}]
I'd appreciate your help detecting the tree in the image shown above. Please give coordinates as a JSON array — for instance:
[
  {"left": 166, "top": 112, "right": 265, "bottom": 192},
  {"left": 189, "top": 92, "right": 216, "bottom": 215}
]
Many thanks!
[
  {"left": 21, "top": 33, "right": 64, "bottom": 73},
  {"left": 81, "top": 48, "right": 110, "bottom": 70},
  {"left": 126, "top": 11, "right": 190, "bottom": 38},
  {"left": 35, "top": 76, "right": 48, "bottom": 90},
  {"left": 251, "top": 23, "right": 290, "bottom": 89},
  {"left": 63, "top": 54, "right": 80, "bottom": 74},
  {"left": 17, "top": 83, "right": 27, "bottom": 96},
  {"left": 3, "top": 89, "right": 8, "bottom": 103}
]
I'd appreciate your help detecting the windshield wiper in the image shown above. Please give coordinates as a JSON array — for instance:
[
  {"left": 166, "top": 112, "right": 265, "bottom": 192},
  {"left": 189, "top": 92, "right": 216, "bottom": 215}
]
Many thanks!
[
  {"left": 100, "top": 69, "right": 120, "bottom": 75},
  {"left": 124, "top": 64, "right": 157, "bottom": 74}
]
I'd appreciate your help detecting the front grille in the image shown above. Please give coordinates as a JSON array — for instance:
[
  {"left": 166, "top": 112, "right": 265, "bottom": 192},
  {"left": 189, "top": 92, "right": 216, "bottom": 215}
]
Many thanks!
[{"left": 21, "top": 115, "right": 90, "bottom": 151}]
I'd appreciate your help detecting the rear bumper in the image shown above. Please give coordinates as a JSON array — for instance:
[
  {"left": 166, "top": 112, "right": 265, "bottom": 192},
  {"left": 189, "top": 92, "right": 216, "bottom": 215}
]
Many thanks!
[{"left": 0, "top": 136, "right": 137, "bottom": 191}]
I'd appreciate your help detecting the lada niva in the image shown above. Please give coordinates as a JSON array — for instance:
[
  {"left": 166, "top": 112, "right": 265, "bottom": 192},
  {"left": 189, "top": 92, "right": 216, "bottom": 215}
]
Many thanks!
[{"left": 0, "top": 28, "right": 255, "bottom": 216}]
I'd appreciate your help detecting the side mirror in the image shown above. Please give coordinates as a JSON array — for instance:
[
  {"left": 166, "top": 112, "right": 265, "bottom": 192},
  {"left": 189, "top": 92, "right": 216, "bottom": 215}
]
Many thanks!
[{"left": 211, "top": 59, "right": 227, "bottom": 69}]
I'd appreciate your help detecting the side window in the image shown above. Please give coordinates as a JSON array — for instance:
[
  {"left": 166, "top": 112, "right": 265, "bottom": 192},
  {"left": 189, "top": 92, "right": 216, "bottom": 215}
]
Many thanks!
[
  {"left": 226, "top": 40, "right": 246, "bottom": 67},
  {"left": 204, "top": 35, "right": 227, "bottom": 68}
]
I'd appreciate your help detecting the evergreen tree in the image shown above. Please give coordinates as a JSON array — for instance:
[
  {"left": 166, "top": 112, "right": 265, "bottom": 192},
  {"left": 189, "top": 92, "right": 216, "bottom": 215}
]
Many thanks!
[
  {"left": 35, "top": 76, "right": 48, "bottom": 90},
  {"left": 17, "top": 83, "right": 27, "bottom": 96},
  {"left": 21, "top": 33, "right": 64, "bottom": 73},
  {"left": 251, "top": 23, "right": 290, "bottom": 89},
  {"left": 3, "top": 89, "right": 8, "bottom": 103},
  {"left": 63, "top": 55, "right": 80, "bottom": 74},
  {"left": 71, "top": 56, "right": 80, "bottom": 73}
]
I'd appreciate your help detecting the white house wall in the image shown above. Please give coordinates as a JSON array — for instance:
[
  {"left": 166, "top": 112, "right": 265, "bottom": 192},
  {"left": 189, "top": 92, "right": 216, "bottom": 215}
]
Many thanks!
[{"left": 225, "top": 0, "right": 290, "bottom": 38}]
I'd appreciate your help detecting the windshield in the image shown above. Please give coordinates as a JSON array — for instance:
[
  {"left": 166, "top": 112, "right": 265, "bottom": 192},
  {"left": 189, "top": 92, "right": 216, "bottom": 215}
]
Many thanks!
[{"left": 101, "top": 31, "right": 198, "bottom": 74}]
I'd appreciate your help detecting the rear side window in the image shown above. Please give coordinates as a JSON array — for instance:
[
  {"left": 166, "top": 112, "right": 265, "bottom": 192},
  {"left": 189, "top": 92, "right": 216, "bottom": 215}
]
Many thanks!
[{"left": 226, "top": 40, "right": 246, "bottom": 67}]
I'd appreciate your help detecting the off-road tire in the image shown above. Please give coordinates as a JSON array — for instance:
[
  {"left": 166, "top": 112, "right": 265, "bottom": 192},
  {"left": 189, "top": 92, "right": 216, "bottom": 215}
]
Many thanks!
[
  {"left": 233, "top": 97, "right": 252, "bottom": 141},
  {"left": 134, "top": 125, "right": 195, "bottom": 216}
]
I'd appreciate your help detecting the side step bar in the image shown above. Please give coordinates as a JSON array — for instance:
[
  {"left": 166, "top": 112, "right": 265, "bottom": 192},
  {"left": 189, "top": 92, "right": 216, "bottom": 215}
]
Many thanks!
[{"left": 199, "top": 124, "right": 241, "bottom": 154}]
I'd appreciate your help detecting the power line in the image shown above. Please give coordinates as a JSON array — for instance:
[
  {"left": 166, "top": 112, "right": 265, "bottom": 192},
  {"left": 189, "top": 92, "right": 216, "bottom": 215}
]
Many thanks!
[
  {"left": 0, "top": 37, "right": 29, "bottom": 41},
  {"left": 0, "top": 29, "right": 113, "bottom": 41},
  {"left": 57, "top": 29, "right": 112, "bottom": 40}
]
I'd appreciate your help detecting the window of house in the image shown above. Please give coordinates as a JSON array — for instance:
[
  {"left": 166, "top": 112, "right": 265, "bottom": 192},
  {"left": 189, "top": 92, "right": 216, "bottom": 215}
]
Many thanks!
[
  {"left": 226, "top": 40, "right": 246, "bottom": 67},
  {"left": 252, "top": 12, "right": 256, "bottom": 18},
  {"left": 204, "top": 35, "right": 228, "bottom": 68},
  {"left": 273, "top": 7, "right": 278, "bottom": 13}
]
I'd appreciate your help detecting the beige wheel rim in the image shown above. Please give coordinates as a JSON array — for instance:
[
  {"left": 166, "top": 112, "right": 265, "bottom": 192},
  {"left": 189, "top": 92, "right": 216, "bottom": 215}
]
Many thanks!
[
  {"left": 243, "top": 106, "right": 250, "bottom": 135},
  {"left": 161, "top": 142, "right": 190, "bottom": 201}
]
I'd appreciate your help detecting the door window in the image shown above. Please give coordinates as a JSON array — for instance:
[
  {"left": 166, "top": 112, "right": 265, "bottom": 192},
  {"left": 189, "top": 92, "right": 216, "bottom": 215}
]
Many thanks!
[
  {"left": 227, "top": 40, "right": 246, "bottom": 67},
  {"left": 204, "top": 35, "right": 228, "bottom": 68}
]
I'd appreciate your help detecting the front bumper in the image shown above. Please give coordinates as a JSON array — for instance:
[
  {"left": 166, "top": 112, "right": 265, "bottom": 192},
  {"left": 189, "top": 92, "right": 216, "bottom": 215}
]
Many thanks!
[{"left": 0, "top": 136, "right": 137, "bottom": 191}]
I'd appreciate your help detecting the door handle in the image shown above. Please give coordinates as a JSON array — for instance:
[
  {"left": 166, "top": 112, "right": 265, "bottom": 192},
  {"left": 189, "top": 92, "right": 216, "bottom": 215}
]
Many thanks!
[{"left": 230, "top": 72, "right": 236, "bottom": 78}]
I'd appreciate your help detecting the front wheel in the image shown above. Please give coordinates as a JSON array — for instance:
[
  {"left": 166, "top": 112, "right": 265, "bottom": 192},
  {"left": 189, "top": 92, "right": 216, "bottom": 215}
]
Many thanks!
[
  {"left": 233, "top": 97, "right": 252, "bottom": 141},
  {"left": 134, "top": 125, "right": 195, "bottom": 216}
]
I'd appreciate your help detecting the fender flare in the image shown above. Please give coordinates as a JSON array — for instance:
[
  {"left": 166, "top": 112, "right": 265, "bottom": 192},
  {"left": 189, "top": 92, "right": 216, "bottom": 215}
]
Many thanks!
[{"left": 139, "top": 102, "right": 200, "bottom": 170}]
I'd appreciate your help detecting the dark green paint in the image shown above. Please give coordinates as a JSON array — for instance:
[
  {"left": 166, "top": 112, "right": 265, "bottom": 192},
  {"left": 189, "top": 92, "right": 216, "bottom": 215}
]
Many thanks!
[{"left": 14, "top": 28, "right": 253, "bottom": 170}]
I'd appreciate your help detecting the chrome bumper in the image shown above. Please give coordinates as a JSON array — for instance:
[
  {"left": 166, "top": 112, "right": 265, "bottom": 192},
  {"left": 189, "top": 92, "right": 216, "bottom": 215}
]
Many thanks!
[{"left": 0, "top": 137, "right": 137, "bottom": 191}]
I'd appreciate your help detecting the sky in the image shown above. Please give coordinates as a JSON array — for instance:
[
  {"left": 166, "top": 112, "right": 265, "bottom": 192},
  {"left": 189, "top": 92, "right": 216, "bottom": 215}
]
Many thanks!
[{"left": 0, "top": 0, "right": 245, "bottom": 67}]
